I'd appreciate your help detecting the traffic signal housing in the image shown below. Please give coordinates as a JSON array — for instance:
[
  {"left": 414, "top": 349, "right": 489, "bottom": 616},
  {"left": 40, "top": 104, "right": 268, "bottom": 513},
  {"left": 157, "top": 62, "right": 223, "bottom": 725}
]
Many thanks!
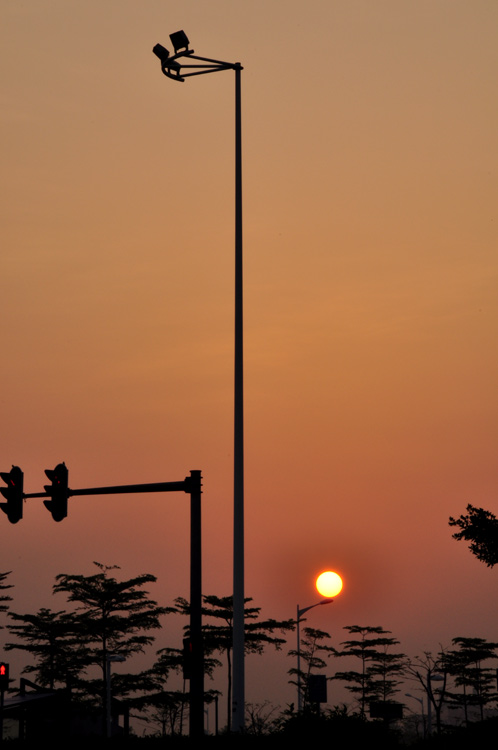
[
  {"left": 0, "top": 662, "right": 9, "bottom": 692},
  {"left": 44, "top": 462, "right": 69, "bottom": 522},
  {"left": 182, "top": 637, "right": 193, "bottom": 680},
  {"left": 0, "top": 466, "right": 24, "bottom": 524}
]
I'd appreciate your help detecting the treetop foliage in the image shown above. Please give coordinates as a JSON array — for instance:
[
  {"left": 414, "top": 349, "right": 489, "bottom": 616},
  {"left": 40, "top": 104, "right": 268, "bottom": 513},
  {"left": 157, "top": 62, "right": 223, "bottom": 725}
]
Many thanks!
[
  {"left": 449, "top": 504, "right": 498, "bottom": 567},
  {"left": 52, "top": 561, "right": 167, "bottom": 659},
  {"left": 171, "top": 594, "right": 294, "bottom": 655},
  {"left": 338, "top": 625, "right": 401, "bottom": 659},
  {"left": 6, "top": 607, "right": 88, "bottom": 689},
  {"left": 54, "top": 561, "right": 162, "bottom": 618},
  {"left": 0, "top": 571, "right": 13, "bottom": 627},
  {"left": 333, "top": 625, "right": 406, "bottom": 715}
]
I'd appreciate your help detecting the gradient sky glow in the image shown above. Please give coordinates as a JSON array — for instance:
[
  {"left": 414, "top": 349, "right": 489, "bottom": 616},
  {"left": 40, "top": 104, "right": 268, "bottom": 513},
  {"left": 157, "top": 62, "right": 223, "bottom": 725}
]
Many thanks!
[{"left": 1, "top": 0, "right": 498, "bottom": 722}]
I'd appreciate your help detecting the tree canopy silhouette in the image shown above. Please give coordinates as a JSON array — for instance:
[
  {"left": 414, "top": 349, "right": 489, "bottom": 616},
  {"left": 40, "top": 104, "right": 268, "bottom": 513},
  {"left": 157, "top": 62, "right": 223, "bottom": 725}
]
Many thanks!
[
  {"left": 405, "top": 650, "right": 448, "bottom": 735},
  {"left": 54, "top": 563, "right": 167, "bottom": 718},
  {"left": 0, "top": 571, "right": 12, "bottom": 627},
  {"left": 171, "top": 594, "right": 293, "bottom": 730},
  {"left": 6, "top": 562, "right": 167, "bottom": 735},
  {"left": 449, "top": 504, "right": 498, "bottom": 567},
  {"left": 6, "top": 607, "right": 88, "bottom": 690},
  {"left": 333, "top": 625, "right": 405, "bottom": 717},
  {"left": 288, "top": 626, "right": 335, "bottom": 712},
  {"left": 443, "top": 637, "right": 498, "bottom": 723}
]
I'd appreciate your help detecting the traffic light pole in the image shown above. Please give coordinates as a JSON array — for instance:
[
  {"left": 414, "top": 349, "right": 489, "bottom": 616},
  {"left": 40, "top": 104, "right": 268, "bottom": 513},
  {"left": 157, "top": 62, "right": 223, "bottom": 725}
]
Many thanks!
[
  {"left": 0, "top": 663, "right": 9, "bottom": 742},
  {"left": 23, "top": 469, "right": 204, "bottom": 738}
]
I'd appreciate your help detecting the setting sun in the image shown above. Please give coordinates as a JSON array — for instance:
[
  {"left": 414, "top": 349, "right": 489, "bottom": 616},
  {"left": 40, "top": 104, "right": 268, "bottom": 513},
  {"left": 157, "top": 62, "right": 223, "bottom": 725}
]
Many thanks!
[{"left": 316, "top": 571, "right": 343, "bottom": 598}]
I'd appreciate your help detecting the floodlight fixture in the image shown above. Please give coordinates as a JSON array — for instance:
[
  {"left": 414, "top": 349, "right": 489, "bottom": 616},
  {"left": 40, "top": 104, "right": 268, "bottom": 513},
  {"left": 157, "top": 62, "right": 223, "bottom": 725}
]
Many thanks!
[
  {"left": 152, "top": 42, "right": 183, "bottom": 81},
  {"left": 170, "top": 30, "right": 190, "bottom": 54},
  {"left": 152, "top": 43, "right": 170, "bottom": 65}
]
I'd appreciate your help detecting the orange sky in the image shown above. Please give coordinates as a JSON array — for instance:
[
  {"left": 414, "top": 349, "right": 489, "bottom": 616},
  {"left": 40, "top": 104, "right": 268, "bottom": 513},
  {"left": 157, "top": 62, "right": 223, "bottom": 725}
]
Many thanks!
[{"left": 1, "top": 0, "right": 498, "bottom": 721}]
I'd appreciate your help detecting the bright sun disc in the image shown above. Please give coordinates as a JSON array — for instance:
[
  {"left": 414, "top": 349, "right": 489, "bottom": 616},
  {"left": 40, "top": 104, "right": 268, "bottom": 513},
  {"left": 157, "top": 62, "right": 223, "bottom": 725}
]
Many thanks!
[{"left": 316, "top": 571, "right": 343, "bottom": 598}]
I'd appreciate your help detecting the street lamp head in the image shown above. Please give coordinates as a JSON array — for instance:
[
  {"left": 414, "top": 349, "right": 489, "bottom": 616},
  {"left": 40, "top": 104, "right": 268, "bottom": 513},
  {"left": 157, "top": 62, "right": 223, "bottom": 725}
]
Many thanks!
[
  {"left": 170, "top": 30, "right": 190, "bottom": 53},
  {"left": 152, "top": 43, "right": 171, "bottom": 65},
  {"left": 153, "top": 33, "right": 239, "bottom": 85},
  {"left": 152, "top": 43, "right": 183, "bottom": 81}
]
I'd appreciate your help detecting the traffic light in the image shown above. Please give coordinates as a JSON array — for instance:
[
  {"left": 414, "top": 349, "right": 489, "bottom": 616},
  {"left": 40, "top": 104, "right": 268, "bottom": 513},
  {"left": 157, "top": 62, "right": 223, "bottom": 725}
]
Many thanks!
[
  {"left": 0, "top": 466, "right": 24, "bottom": 524},
  {"left": 182, "top": 637, "right": 193, "bottom": 680},
  {"left": 43, "top": 462, "right": 69, "bottom": 522},
  {"left": 0, "top": 662, "right": 9, "bottom": 691}
]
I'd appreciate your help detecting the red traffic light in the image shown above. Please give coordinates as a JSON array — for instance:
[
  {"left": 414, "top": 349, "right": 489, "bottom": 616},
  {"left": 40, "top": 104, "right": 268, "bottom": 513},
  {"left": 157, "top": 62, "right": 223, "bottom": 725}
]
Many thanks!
[{"left": 0, "top": 662, "right": 9, "bottom": 690}]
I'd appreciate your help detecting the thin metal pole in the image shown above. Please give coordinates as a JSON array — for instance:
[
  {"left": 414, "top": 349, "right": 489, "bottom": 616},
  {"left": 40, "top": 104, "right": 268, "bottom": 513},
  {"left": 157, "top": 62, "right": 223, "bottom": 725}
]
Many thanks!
[
  {"left": 232, "top": 62, "right": 245, "bottom": 733},
  {"left": 0, "top": 688, "right": 4, "bottom": 743},
  {"left": 297, "top": 605, "right": 302, "bottom": 712},
  {"left": 106, "top": 659, "right": 112, "bottom": 738},
  {"left": 189, "top": 470, "right": 204, "bottom": 737}
]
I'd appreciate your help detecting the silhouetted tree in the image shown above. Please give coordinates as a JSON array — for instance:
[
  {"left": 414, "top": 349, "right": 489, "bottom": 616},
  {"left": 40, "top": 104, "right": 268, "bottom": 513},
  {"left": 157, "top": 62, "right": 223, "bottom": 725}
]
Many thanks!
[
  {"left": 139, "top": 689, "right": 189, "bottom": 737},
  {"left": 6, "top": 608, "right": 89, "bottom": 690},
  {"left": 405, "top": 651, "right": 448, "bottom": 735},
  {"left": 53, "top": 562, "right": 167, "bottom": 726},
  {"left": 449, "top": 505, "right": 498, "bottom": 566},
  {"left": 0, "top": 572, "right": 13, "bottom": 627},
  {"left": 333, "top": 625, "right": 405, "bottom": 717},
  {"left": 145, "top": 645, "right": 220, "bottom": 736},
  {"left": 171, "top": 594, "right": 293, "bottom": 730},
  {"left": 288, "top": 626, "right": 335, "bottom": 711},
  {"left": 371, "top": 644, "right": 407, "bottom": 703},
  {"left": 444, "top": 637, "right": 498, "bottom": 723}
]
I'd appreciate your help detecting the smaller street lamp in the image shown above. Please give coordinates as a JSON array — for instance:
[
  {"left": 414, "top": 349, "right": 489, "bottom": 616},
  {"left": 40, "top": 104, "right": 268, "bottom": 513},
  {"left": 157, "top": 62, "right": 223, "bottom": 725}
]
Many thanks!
[
  {"left": 426, "top": 673, "right": 444, "bottom": 736},
  {"left": 405, "top": 692, "right": 426, "bottom": 738},
  {"left": 296, "top": 599, "right": 333, "bottom": 712}
]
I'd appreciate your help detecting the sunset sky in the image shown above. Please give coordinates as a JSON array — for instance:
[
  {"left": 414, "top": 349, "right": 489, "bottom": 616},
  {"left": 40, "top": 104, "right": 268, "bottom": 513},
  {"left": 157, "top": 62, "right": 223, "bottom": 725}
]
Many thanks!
[{"left": 1, "top": 0, "right": 498, "bottom": 722}]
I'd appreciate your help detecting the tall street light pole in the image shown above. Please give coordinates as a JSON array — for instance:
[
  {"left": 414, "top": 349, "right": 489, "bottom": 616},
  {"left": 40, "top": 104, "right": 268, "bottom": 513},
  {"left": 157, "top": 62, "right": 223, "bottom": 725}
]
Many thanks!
[{"left": 153, "top": 32, "right": 245, "bottom": 732}]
